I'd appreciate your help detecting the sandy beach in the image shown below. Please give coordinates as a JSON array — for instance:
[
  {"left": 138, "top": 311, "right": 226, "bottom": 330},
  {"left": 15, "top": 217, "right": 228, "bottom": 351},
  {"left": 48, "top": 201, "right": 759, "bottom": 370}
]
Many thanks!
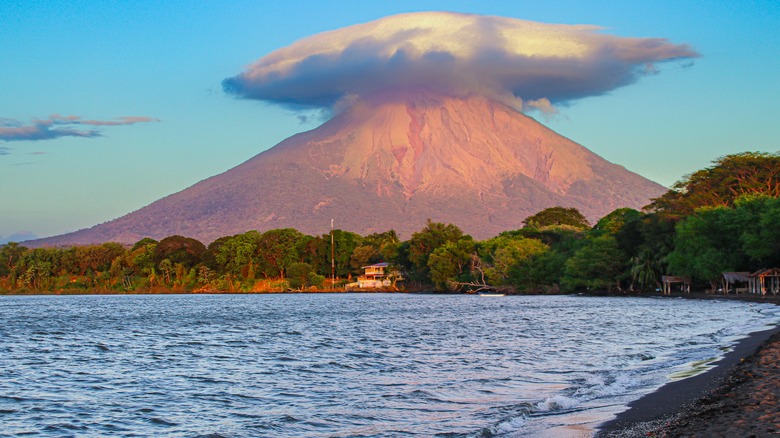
[{"left": 598, "top": 293, "right": 780, "bottom": 437}]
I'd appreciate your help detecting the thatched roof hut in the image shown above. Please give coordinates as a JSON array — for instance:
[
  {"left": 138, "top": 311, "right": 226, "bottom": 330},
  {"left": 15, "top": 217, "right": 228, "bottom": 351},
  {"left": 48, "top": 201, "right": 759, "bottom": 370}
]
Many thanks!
[
  {"left": 721, "top": 272, "right": 751, "bottom": 294},
  {"left": 748, "top": 268, "right": 780, "bottom": 295}
]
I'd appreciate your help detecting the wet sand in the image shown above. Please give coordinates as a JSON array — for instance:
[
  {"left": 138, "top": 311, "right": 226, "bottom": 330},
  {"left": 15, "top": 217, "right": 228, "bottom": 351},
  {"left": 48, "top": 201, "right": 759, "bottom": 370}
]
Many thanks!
[{"left": 597, "top": 293, "right": 780, "bottom": 437}]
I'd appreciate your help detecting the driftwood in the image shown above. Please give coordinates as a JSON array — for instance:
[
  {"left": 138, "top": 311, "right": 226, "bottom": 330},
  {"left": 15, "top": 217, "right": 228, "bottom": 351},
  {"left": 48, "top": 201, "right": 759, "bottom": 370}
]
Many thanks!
[
  {"left": 448, "top": 281, "right": 515, "bottom": 294},
  {"left": 447, "top": 253, "right": 516, "bottom": 294}
]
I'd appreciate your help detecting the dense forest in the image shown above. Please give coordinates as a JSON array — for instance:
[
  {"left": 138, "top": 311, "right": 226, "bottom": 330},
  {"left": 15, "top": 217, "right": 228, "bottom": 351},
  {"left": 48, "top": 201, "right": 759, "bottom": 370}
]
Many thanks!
[{"left": 1, "top": 152, "right": 778, "bottom": 295}]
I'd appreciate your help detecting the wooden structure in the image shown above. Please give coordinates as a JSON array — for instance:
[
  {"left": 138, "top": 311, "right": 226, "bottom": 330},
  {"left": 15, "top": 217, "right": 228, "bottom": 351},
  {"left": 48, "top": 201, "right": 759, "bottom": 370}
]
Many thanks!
[
  {"left": 721, "top": 272, "right": 751, "bottom": 294},
  {"left": 662, "top": 275, "right": 691, "bottom": 295},
  {"left": 355, "top": 263, "right": 402, "bottom": 289},
  {"left": 748, "top": 268, "right": 780, "bottom": 295}
]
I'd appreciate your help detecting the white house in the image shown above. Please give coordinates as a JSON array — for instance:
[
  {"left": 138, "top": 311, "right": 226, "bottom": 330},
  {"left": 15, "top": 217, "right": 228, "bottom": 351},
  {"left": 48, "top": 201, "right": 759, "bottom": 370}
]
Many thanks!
[{"left": 357, "top": 262, "right": 398, "bottom": 288}]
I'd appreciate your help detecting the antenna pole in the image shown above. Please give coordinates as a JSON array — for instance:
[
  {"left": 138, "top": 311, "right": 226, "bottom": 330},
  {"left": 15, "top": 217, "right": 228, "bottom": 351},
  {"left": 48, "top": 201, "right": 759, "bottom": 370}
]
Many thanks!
[{"left": 331, "top": 219, "right": 335, "bottom": 288}]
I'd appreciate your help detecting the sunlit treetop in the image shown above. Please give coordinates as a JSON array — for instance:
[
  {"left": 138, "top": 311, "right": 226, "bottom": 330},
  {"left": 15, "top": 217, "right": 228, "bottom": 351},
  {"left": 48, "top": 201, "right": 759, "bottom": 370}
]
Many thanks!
[{"left": 646, "top": 152, "right": 780, "bottom": 217}]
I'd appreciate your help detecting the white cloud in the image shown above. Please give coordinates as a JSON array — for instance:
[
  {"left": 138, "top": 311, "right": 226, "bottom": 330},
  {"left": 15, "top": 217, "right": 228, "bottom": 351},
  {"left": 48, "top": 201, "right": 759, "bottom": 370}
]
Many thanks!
[{"left": 224, "top": 12, "right": 698, "bottom": 110}]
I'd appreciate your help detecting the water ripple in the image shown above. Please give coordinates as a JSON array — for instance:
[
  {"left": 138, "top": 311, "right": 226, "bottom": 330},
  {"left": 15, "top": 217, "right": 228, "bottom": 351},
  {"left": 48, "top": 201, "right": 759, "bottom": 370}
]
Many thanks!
[{"left": 1, "top": 294, "right": 778, "bottom": 437}]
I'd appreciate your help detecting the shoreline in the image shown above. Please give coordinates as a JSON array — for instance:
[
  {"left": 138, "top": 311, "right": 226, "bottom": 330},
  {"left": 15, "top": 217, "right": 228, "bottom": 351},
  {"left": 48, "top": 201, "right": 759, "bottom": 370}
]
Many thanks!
[{"left": 597, "top": 293, "right": 780, "bottom": 437}]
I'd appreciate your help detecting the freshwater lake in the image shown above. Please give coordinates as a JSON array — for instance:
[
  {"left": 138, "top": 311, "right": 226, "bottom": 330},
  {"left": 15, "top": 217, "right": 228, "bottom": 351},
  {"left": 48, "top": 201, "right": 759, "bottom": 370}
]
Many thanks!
[{"left": 1, "top": 294, "right": 779, "bottom": 437}]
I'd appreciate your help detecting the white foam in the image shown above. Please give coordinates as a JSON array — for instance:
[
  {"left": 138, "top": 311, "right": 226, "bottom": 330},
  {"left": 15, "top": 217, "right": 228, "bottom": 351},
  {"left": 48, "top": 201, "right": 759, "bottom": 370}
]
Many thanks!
[
  {"left": 493, "top": 415, "right": 527, "bottom": 434},
  {"left": 536, "top": 395, "right": 579, "bottom": 412}
]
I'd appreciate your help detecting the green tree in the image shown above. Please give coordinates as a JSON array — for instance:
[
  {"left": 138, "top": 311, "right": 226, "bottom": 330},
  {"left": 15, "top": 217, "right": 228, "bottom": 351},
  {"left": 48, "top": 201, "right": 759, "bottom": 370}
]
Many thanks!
[
  {"left": 18, "top": 248, "right": 60, "bottom": 289},
  {"left": 197, "top": 265, "right": 215, "bottom": 286},
  {"left": 562, "top": 236, "right": 626, "bottom": 292},
  {"left": 308, "top": 272, "right": 326, "bottom": 288},
  {"left": 363, "top": 230, "right": 400, "bottom": 261},
  {"left": 109, "top": 257, "right": 125, "bottom": 288},
  {"left": 322, "top": 229, "right": 364, "bottom": 278},
  {"left": 350, "top": 245, "right": 378, "bottom": 273},
  {"left": 72, "top": 243, "right": 126, "bottom": 276},
  {"left": 408, "top": 220, "right": 464, "bottom": 282},
  {"left": 158, "top": 259, "right": 173, "bottom": 285},
  {"left": 666, "top": 206, "right": 748, "bottom": 291},
  {"left": 154, "top": 235, "right": 206, "bottom": 269},
  {"left": 427, "top": 237, "right": 476, "bottom": 290},
  {"left": 349, "top": 230, "right": 400, "bottom": 274},
  {"left": 484, "top": 236, "right": 548, "bottom": 286},
  {"left": 296, "top": 234, "right": 322, "bottom": 268},
  {"left": 634, "top": 213, "right": 677, "bottom": 272},
  {"left": 257, "top": 228, "right": 307, "bottom": 279},
  {"left": 0, "top": 242, "right": 27, "bottom": 278},
  {"left": 202, "top": 236, "right": 231, "bottom": 270},
  {"left": 522, "top": 207, "right": 589, "bottom": 229},
  {"left": 630, "top": 249, "right": 662, "bottom": 290},
  {"left": 502, "top": 225, "right": 584, "bottom": 292},
  {"left": 392, "top": 240, "right": 413, "bottom": 277},
  {"left": 129, "top": 241, "right": 157, "bottom": 276},
  {"left": 592, "top": 208, "right": 642, "bottom": 237},
  {"left": 20, "top": 260, "right": 51, "bottom": 290},
  {"left": 56, "top": 247, "right": 79, "bottom": 278},
  {"left": 287, "top": 262, "right": 313, "bottom": 289},
  {"left": 131, "top": 237, "right": 158, "bottom": 251},
  {"left": 648, "top": 152, "right": 780, "bottom": 216},
  {"left": 508, "top": 250, "right": 554, "bottom": 293},
  {"left": 737, "top": 195, "right": 780, "bottom": 267},
  {"left": 215, "top": 231, "right": 261, "bottom": 278}
]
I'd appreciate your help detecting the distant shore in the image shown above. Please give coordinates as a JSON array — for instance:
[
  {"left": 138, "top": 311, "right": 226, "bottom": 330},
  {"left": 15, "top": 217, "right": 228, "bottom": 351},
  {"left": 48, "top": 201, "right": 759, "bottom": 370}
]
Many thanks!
[
  {"left": 597, "top": 293, "right": 780, "bottom": 437},
  {"left": 0, "top": 288, "right": 407, "bottom": 295}
]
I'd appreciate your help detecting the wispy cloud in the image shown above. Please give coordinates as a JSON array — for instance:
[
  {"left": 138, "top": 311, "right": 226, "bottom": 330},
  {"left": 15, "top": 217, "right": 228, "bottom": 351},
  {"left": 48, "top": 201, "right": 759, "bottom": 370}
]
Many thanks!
[
  {"left": 0, "top": 114, "right": 160, "bottom": 142},
  {"left": 224, "top": 12, "right": 698, "bottom": 112}
]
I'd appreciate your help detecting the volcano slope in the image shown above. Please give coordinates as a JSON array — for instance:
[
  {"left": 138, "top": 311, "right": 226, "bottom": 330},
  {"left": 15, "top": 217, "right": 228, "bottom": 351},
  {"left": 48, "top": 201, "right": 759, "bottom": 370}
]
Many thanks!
[{"left": 35, "top": 95, "right": 665, "bottom": 245}]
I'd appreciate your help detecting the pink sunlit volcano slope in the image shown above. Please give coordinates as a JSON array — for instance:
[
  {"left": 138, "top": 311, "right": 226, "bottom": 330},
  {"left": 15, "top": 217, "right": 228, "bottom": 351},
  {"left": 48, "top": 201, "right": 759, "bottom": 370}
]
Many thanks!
[{"left": 34, "top": 94, "right": 665, "bottom": 246}]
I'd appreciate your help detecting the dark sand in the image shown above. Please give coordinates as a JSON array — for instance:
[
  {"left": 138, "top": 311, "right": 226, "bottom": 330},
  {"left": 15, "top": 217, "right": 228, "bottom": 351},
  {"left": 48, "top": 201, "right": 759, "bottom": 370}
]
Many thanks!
[{"left": 597, "top": 293, "right": 780, "bottom": 437}]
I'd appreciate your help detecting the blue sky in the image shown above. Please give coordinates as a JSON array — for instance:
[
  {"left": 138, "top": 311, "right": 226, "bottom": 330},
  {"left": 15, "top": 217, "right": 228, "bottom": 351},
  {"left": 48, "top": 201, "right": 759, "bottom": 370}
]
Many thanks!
[{"left": 1, "top": 0, "right": 778, "bottom": 242}]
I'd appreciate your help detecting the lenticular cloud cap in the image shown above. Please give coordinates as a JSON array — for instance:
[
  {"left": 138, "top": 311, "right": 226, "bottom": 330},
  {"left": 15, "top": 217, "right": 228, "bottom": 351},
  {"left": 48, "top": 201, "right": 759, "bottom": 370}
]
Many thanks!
[{"left": 223, "top": 11, "right": 698, "bottom": 111}]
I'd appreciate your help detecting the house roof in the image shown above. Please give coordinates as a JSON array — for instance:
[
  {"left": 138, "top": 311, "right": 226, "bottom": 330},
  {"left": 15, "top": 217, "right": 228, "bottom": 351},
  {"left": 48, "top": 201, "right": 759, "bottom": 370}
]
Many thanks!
[
  {"left": 750, "top": 267, "right": 780, "bottom": 277},
  {"left": 722, "top": 272, "right": 751, "bottom": 283},
  {"left": 362, "top": 262, "right": 389, "bottom": 268}
]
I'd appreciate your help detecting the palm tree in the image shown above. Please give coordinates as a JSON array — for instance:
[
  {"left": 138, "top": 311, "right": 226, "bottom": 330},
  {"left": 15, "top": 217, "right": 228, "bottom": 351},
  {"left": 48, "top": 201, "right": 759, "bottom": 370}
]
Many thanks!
[{"left": 630, "top": 249, "right": 661, "bottom": 291}]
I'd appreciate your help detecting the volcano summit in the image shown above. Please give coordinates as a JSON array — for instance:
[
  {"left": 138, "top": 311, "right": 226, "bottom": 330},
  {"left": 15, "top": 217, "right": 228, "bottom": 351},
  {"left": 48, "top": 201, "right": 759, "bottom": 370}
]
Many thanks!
[{"left": 33, "top": 12, "right": 697, "bottom": 245}]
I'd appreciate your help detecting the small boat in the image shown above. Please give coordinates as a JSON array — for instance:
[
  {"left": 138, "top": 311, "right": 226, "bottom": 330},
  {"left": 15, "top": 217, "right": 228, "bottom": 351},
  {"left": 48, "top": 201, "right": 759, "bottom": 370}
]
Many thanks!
[{"left": 478, "top": 291, "right": 505, "bottom": 297}]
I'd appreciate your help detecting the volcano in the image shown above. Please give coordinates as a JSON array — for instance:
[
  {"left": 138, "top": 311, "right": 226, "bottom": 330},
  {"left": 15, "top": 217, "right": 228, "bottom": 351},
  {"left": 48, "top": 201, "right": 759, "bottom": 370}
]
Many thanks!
[{"left": 36, "top": 95, "right": 665, "bottom": 245}]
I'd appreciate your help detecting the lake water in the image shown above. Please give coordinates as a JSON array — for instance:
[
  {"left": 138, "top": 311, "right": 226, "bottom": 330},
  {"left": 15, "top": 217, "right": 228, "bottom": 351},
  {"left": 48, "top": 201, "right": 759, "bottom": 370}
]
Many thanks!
[{"left": 1, "top": 294, "right": 779, "bottom": 437}]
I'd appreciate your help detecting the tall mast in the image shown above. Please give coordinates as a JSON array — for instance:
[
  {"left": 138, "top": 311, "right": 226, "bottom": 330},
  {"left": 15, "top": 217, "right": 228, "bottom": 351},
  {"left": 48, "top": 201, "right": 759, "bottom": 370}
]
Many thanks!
[{"left": 331, "top": 218, "right": 335, "bottom": 287}]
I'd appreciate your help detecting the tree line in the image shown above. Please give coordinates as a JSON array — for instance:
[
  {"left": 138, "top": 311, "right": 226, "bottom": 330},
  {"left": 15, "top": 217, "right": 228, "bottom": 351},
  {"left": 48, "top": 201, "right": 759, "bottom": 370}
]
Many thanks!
[{"left": 1, "top": 152, "right": 778, "bottom": 294}]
